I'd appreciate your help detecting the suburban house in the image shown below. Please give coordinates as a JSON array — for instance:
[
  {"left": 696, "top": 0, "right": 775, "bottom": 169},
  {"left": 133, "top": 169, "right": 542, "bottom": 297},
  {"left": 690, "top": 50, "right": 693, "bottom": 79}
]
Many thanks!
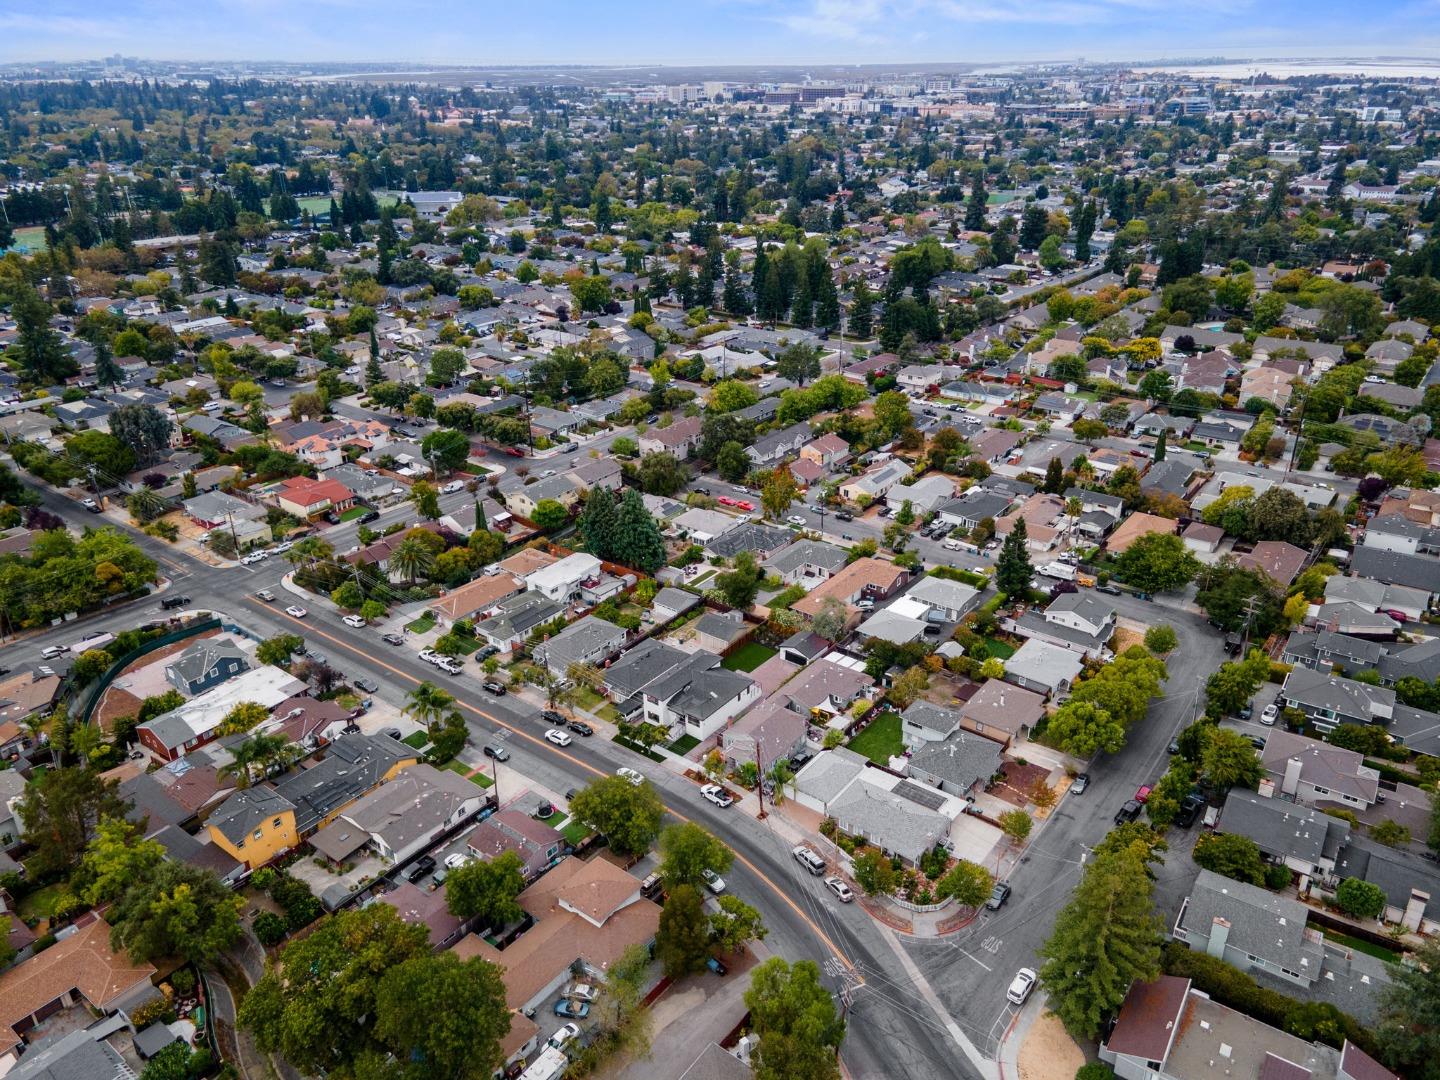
[
  {"left": 903, "top": 575, "right": 981, "bottom": 622},
  {"left": 827, "top": 770, "right": 960, "bottom": 864},
  {"left": 935, "top": 489, "right": 1014, "bottom": 531},
  {"left": 884, "top": 474, "right": 956, "bottom": 515},
  {"left": 767, "top": 538, "right": 850, "bottom": 587},
  {"left": 906, "top": 731, "right": 1003, "bottom": 798},
  {"left": 378, "top": 881, "right": 467, "bottom": 951},
  {"left": 1003, "top": 592, "right": 1116, "bottom": 659},
  {"left": 206, "top": 785, "right": 300, "bottom": 871},
  {"left": 1236, "top": 541, "right": 1309, "bottom": 587},
  {"left": 637, "top": 415, "right": 702, "bottom": 458},
  {"left": 137, "top": 666, "right": 305, "bottom": 762},
  {"left": 719, "top": 699, "right": 808, "bottom": 773},
  {"left": 0, "top": 917, "right": 159, "bottom": 1068},
  {"left": 428, "top": 571, "right": 526, "bottom": 627},
  {"left": 165, "top": 638, "right": 251, "bottom": 697},
  {"left": 450, "top": 855, "right": 660, "bottom": 1022},
  {"left": 1278, "top": 667, "right": 1394, "bottom": 732},
  {"left": 1350, "top": 546, "right": 1440, "bottom": 602},
  {"left": 474, "top": 592, "right": 566, "bottom": 654},
  {"left": 1003, "top": 638, "right": 1085, "bottom": 696},
  {"left": 642, "top": 650, "right": 760, "bottom": 742},
  {"left": 1260, "top": 729, "right": 1382, "bottom": 809},
  {"left": 504, "top": 473, "right": 581, "bottom": 519},
  {"left": 1105, "top": 512, "right": 1176, "bottom": 554},
  {"left": 308, "top": 763, "right": 487, "bottom": 866},
  {"left": 747, "top": 422, "right": 812, "bottom": 467},
  {"left": 531, "top": 615, "right": 629, "bottom": 677},
  {"left": 525, "top": 552, "right": 603, "bottom": 603},
  {"left": 1100, "top": 975, "right": 1395, "bottom": 1080},
  {"left": 1172, "top": 870, "right": 1328, "bottom": 989},
  {"left": 272, "top": 475, "right": 357, "bottom": 520},
  {"left": 793, "top": 557, "right": 909, "bottom": 620},
  {"left": 466, "top": 808, "right": 564, "bottom": 880},
  {"left": 957, "top": 680, "right": 1045, "bottom": 746},
  {"left": 183, "top": 490, "right": 263, "bottom": 531},
  {"left": 1218, "top": 790, "right": 1352, "bottom": 879},
  {"left": 799, "top": 433, "right": 851, "bottom": 470},
  {"left": 840, "top": 457, "right": 911, "bottom": 504}
]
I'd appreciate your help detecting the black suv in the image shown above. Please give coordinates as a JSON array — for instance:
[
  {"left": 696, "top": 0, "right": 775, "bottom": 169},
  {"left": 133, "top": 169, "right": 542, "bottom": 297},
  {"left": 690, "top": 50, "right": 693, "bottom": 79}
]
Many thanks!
[
  {"left": 358, "top": 509, "right": 380, "bottom": 524},
  {"left": 1114, "top": 799, "right": 1143, "bottom": 825},
  {"left": 542, "top": 710, "right": 567, "bottom": 725},
  {"left": 403, "top": 855, "right": 436, "bottom": 882},
  {"left": 1174, "top": 794, "right": 1207, "bottom": 828}
]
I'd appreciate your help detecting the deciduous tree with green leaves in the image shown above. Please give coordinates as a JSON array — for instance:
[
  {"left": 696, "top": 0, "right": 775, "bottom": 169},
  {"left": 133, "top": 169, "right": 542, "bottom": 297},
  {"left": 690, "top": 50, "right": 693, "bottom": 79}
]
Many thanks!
[
  {"left": 936, "top": 859, "right": 994, "bottom": 907},
  {"left": 445, "top": 851, "right": 526, "bottom": 926},
  {"left": 656, "top": 884, "right": 712, "bottom": 977},
  {"left": 658, "top": 821, "right": 734, "bottom": 890},
  {"left": 569, "top": 775, "right": 664, "bottom": 857},
  {"left": 710, "top": 894, "right": 768, "bottom": 954},
  {"left": 744, "top": 957, "right": 845, "bottom": 1080}
]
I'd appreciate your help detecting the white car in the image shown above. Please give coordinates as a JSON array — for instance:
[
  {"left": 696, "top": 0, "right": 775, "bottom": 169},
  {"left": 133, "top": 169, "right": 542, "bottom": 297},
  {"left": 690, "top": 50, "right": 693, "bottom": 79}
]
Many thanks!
[
  {"left": 617, "top": 767, "right": 645, "bottom": 787},
  {"left": 1364, "top": 375, "right": 1386, "bottom": 384},
  {"left": 824, "top": 876, "right": 855, "bottom": 903},
  {"left": 419, "top": 649, "right": 438, "bottom": 663},
  {"left": 1006, "top": 968, "right": 1037, "bottom": 1006},
  {"left": 444, "top": 852, "right": 471, "bottom": 870},
  {"left": 701, "top": 868, "right": 727, "bottom": 894},
  {"left": 272, "top": 541, "right": 294, "bottom": 554},
  {"left": 241, "top": 551, "right": 269, "bottom": 565},
  {"left": 548, "top": 1023, "right": 580, "bottom": 1050},
  {"left": 701, "top": 784, "right": 734, "bottom": 808},
  {"left": 342, "top": 614, "right": 367, "bottom": 628},
  {"left": 787, "top": 515, "right": 807, "bottom": 526},
  {"left": 285, "top": 605, "right": 308, "bottom": 618},
  {"left": 441, "top": 480, "right": 465, "bottom": 494},
  {"left": 567, "top": 983, "right": 599, "bottom": 1003},
  {"left": 1261, "top": 703, "right": 1280, "bottom": 726},
  {"left": 41, "top": 645, "right": 68, "bottom": 659},
  {"left": 545, "top": 728, "right": 573, "bottom": 747},
  {"left": 255, "top": 589, "right": 276, "bottom": 602}
]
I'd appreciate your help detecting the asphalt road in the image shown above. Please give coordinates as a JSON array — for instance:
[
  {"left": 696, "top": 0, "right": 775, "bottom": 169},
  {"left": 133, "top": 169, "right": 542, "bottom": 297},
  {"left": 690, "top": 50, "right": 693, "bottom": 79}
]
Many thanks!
[
  {"left": 9, "top": 477, "right": 972, "bottom": 1080},
  {"left": 899, "top": 591, "right": 1222, "bottom": 1055}
]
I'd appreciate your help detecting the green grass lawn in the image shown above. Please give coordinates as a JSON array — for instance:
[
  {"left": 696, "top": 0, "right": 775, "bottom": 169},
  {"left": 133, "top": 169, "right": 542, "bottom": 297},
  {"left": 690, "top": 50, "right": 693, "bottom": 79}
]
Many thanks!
[
  {"left": 339, "top": 506, "right": 369, "bottom": 522},
  {"left": 722, "top": 642, "right": 776, "bottom": 672},
  {"left": 17, "top": 883, "right": 73, "bottom": 925},
  {"left": 406, "top": 612, "right": 436, "bottom": 634},
  {"left": 691, "top": 570, "right": 715, "bottom": 586},
  {"left": 402, "top": 730, "right": 430, "bottom": 750},
  {"left": 561, "top": 819, "right": 593, "bottom": 846},
  {"left": 983, "top": 636, "right": 1016, "bottom": 660},
  {"left": 443, "top": 760, "right": 494, "bottom": 787},
  {"left": 846, "top": 712, "right": 903, "bottom": 765},
  {"left": 597, "top": 704, "right": 622, "bottom": 724},
  {"left": 448, "top": 636, "right": 482, "bottom": 655},
  {"left": 537, "top": 810, "right": 567, "bottom": 829},
  {"left": 572, "top": 686, "right": 605, "bottom": 711},
  {"left": 668, "top": 733, "right": 700, "bottom": 756},
  {"left": 1322, "top": 928, "right": 1402, "bottom": 963}
]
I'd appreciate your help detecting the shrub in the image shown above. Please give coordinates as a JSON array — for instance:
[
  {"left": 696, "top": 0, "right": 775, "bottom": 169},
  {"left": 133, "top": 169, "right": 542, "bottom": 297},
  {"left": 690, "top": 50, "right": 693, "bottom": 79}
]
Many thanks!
[
  {"left": 253, "top": 911, "right": 288, "bottom": 946},
  {"left": 130, "top": 996, "right": 173, "bottom": 1028},
  {"left": 169, "top": 968, "right": 196, "bottom": 996},
  {"left": 1334, "top": 877, "right": 1386, "bottom": 919},
  {"left": 249, "top": 867, "right": 278, "bottom": 893},
  {"left": 1076, "top": 1065, "right": 1116, "bottom": 1080},
  {"left": 1264, "top": 864, "right": 1292, "bottom": 890}
]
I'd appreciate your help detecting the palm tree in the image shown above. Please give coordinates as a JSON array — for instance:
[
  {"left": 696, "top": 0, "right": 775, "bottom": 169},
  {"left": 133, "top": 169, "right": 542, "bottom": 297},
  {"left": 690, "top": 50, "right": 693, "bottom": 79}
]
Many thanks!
[
  {"left": 224, "top": 732, "right": 293, "bottom": 787},
  {"left": 405, "top": 682, "right": 454, "bottom": 729},
  {"left": 389, "top": 536, "right": 435, "bottom": 583},
  {"left": 286, "top": 536, "right": 335, "bottom": 567}
]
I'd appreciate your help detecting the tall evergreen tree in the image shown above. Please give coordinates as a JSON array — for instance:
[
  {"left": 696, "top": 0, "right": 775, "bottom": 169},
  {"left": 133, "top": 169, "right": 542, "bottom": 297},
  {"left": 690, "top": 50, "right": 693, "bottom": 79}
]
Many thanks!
[
  {"left": 964, "top": 172, "right": 987, "bottom": 231},
  {"left": 815, "top": 268, "right": 840, "bottom": 331},
  {"left": 995, "top": 519, "right": 1034, "bottom": 597},
  {"left": 366, "top": 328, "right": 383, "bottom": 385},
  {"left": 1154, "top": 429, "right": 1167, "bottom": 462},
  {"left": 9, "top": 284, "right": 72, "bottom": 384},
  {"left": 849, "top": 279, "right": 875, "bottom": 339},
  {"left": 611, "top": 488, "right": 666, "bottom": 573},
  {"left": 1039, "top": 846, "right": 1163, "bottom": 1039},
  {"left": 579, "top": 487, "right": 619, "bottom": 560},
  {"left": 1043, "top": 457, "right": 1064, "bottom": 494},
  {"left": 722, "top": 262, "right": 751, "bottom": 316}
]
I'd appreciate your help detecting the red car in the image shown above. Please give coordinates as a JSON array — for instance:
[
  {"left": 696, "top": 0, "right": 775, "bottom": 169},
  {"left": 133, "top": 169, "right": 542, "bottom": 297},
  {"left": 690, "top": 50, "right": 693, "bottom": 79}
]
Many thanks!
[
  {"left": 717, "top": 496, "right": 737, "bottom": 506},
  {"left": 1134, "top": 785, "right": 1153, "bottom": 803},
  {"left": 734, "top": 500, "right": 755, "bottom": 511},
  {"left": 503, "top": 447, "right": 525, "bottom": 458}
]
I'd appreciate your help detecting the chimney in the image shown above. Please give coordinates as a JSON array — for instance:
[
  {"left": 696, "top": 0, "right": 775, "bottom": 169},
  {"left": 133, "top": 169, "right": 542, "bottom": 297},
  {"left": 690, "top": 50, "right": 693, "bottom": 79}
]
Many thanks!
[
  {"left": 1207, "top": 916, "right": 1231, "bottom": 960},
  {"left": 1282, "top": 756, "right": 1303, "bottom": 797},
  {"left": 1404, "top": 889, "right": 1428, "bottom": 932}
]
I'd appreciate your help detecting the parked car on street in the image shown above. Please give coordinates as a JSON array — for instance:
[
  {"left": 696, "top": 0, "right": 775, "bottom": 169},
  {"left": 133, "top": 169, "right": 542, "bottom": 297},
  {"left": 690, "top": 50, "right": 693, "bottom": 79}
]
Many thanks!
[
  {"left": 545, "top": 728, "right": 572, "bottom": 747},
  {"left": 285, "top": 605, "right": 308, "bottom": 618},
  {"left": 483, "top": 744, "right": 510, "bottom": 761},
  {"left": 617, "top": 767, "right": 644, "bottom": 786},
  {"left": 1006, "top": 968, "right": 1037, "bottom": 1006},
  {"left": 382, "top": 633, "right": 404, "bottom": 646},
  {"left": 1070, "top": 773, "right": 1089, "bottom": 795},
  {"left": 554, "top": 1000, "right": 589, "bottom": 1019},
  {"left": 986, "top": 882, "right": 1012, "bottom": 910},
  {"left": 824, "top": 876, "right": 855, "bottom": 903},
  {"left": 701, "top": 784, "right": 734, "bottom": 808}
]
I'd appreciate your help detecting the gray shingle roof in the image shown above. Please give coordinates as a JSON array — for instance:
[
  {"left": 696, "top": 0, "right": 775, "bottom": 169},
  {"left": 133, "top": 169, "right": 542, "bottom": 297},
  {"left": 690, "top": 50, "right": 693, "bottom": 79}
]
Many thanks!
[
  {"left": 907, "top": 731, "right": 1002, "bottom": 793},
  {"left": 1219, "top": 790, "right": 1350, "bottom": 866},
  {"left": 1178, "top": 869, "right": 1324, "bottom": 976}
]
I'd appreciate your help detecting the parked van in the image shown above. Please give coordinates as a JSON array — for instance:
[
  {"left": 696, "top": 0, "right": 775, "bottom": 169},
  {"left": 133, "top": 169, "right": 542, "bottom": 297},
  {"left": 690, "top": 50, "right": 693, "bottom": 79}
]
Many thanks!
[{"left": 640, "top": 871, "right": 665, "bottom": 900}]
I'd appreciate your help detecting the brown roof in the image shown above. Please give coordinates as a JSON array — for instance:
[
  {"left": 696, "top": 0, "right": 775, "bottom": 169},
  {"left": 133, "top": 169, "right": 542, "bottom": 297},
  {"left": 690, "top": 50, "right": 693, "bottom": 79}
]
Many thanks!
[
  {"left": 958, "top": 680, "right": 1045, "bottom": 736},
  {"left": 497, "top": 547, "right": 559, "bottom": 577},
  {"left": 0, "top": 672, "right": 61, "bottom": 726},
  {"left": 793, "top": 557, "right": 906, "bottom": 618},
  {"left": 1105, "top": 512, "right": 1176, "bottom": 554},
  {"left": 0, "top": 916, "right": 156, "bottom": 1051},
  {"left": 1236, "top": 541, "right": 1308, "bottom": 587},
  {"left": 429, "top": 572, "right": 524, "bottom": 622},
  {"left": 452, "top": 856, "right": 659, "bottom": 1009},
  {"left": 1104, "top": 975, "right": 1190, "bottom": 1063},
  {"left": 1339, "top": 1041, "right": 1400, "bottom": 1080}
]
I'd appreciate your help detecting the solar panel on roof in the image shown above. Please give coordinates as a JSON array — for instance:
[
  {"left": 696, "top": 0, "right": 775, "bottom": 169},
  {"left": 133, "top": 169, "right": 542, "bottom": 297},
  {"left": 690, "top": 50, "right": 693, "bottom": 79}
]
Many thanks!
[{"left": 894, "top": 779, "right": 947, "bottom": 811}]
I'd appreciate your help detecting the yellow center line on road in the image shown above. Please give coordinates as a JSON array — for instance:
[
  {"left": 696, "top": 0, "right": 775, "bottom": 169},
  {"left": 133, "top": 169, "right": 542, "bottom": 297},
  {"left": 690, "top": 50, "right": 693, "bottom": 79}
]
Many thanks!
[{"left": 252, "top": 600, "right": 859, "bottom": 975}]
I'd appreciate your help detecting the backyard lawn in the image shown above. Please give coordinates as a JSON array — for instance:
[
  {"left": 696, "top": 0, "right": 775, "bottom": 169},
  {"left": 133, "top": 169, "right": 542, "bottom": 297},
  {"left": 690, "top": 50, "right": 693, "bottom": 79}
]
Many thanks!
[
  {"left": 17, "top": 883, "right": 73, "bottom": 925},
  {"left": 846, "top": 712, "right": 903, "bottom": 765},
  {"left": 1321, "top": 928, "right": 1401, "bottom": 963},
  {"left": 723, "top": 642, "right": 776, "bottom": 672},
  {"left": 561, "top": 819, "right": 593, "bottom": 846},
  {"left": 983, "top": 636, "right": 1015, "bottom": 660}
]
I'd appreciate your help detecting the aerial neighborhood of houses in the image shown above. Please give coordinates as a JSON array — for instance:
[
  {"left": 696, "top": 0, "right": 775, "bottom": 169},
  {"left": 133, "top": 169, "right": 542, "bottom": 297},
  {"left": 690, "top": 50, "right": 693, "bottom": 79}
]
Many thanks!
[{"left": 5, "top": 51, "right": 1440, "bottom": 1080}]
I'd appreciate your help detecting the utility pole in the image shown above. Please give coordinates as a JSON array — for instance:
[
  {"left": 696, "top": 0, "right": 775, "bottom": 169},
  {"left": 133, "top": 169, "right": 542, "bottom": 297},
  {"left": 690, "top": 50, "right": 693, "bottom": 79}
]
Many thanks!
[
  {"left": 226, "top": 511, "right": 239, "bottom": 555},
  {"left": 754, "top": 743, "right": 767, "bottom": 820},
  {"left": 1239, "top": 594, "right": 1262, "bottom": 656}
]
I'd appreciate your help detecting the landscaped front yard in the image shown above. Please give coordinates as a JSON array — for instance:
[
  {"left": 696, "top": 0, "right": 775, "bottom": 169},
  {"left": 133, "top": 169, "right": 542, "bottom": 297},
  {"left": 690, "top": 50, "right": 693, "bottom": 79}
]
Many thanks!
[
  {"left": 846, "top": 712, "right": 903, "bottom": 765},
  {"left": 722, "top": 642, "right": 776, "bottom": 672},
  {"left": 406, "top": 612, "right": 437, "bottom": 634},
  {"left": 401, "top": 730, "right": 430, "bottom": 750},
  {"left": 571, "top": 686, "right": 606, "bottom": 712}
]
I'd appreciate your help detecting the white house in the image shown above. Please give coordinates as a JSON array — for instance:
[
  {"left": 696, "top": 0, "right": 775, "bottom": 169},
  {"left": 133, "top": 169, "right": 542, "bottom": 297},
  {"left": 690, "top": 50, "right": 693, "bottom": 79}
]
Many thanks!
[{"left": 525, "top": 552, "right": 602, "bottom": 602}]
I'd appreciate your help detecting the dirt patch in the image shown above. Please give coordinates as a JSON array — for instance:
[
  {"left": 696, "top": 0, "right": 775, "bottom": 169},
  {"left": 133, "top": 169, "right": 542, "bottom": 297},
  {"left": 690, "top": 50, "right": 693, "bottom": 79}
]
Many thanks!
[
  {"left": 988, "top": 760, "right": 1050, "bottom": 808},
  {"left": 1017, "top": 1009, "right": 1090, "bottom": 1080},
  {"left": 1110, "top": 626, "right": 1145, "bottom": 654}
]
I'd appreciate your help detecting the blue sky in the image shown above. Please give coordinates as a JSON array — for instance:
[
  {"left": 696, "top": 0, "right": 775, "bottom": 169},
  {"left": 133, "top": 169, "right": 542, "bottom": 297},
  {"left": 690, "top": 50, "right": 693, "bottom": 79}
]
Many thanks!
[{"left": 0, "top": 0, "right": 1435, "bottom": 66}]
